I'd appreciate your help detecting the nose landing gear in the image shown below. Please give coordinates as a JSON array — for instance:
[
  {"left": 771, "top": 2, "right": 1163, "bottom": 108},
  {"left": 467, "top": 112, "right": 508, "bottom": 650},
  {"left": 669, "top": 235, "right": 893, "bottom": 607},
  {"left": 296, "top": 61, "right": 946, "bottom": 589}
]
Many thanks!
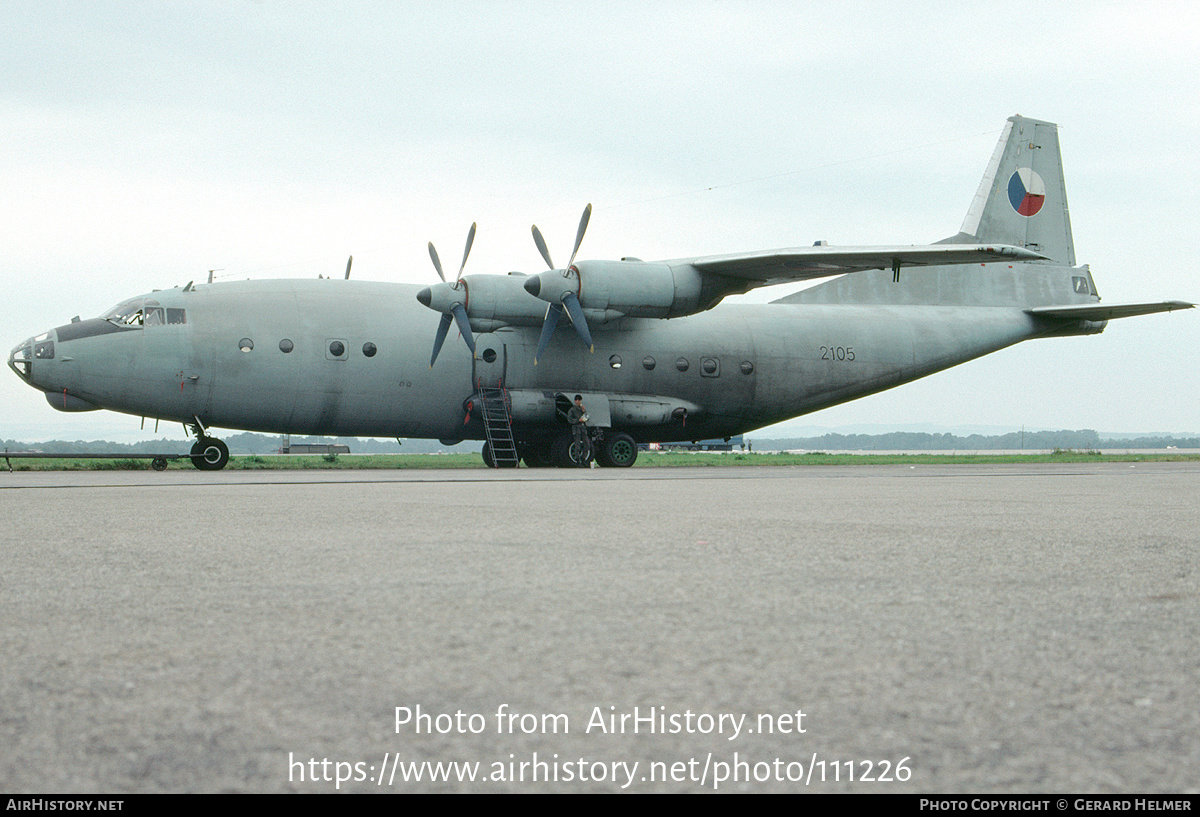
[
  {"left": 190, "top": 437, "right": 230, "bottom": 471},
  {"left": 187, "top": 417, "right": 230, "bottom": 470}
]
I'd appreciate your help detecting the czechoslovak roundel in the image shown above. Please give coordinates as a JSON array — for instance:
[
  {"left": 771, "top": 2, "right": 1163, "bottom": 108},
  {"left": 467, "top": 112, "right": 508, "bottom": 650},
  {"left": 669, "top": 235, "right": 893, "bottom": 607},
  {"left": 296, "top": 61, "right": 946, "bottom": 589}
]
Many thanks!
[{"left": 1007, "top": 167, "right": 1046, "bottom": 217}]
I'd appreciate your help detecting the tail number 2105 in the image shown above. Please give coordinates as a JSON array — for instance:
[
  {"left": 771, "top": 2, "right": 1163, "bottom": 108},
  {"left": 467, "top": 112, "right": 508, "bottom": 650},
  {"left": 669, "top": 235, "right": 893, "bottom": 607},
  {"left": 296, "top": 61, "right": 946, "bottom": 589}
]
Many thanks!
[{"left": 820, "top": 346, "right": 855, "bottom": 361}]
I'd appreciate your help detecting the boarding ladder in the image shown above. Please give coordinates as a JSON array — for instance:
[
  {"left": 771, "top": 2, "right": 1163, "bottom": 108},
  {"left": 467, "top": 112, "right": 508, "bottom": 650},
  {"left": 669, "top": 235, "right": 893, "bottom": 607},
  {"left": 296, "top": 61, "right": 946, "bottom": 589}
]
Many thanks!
[{"left": 478, "top": 382, "right": 519, "bottom": 467}]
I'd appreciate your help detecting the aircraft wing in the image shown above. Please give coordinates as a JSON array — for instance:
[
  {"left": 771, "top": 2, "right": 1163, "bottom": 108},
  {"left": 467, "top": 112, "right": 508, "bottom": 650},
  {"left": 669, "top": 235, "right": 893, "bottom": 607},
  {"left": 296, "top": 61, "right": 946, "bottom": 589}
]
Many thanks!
[
  {"left": 685, "top": 244, "right": 1047, "bottom": 285},
  {"left": 1027, "top": 301, "right": 1194, "bottom": 321}
]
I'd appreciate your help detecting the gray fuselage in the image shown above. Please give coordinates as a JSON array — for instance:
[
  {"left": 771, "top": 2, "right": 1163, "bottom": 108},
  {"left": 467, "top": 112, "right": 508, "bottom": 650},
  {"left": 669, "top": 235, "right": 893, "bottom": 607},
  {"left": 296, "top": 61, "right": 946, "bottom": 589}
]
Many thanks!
[{"left": 11, "top": 276, "right": 1056, "bottom": 443}]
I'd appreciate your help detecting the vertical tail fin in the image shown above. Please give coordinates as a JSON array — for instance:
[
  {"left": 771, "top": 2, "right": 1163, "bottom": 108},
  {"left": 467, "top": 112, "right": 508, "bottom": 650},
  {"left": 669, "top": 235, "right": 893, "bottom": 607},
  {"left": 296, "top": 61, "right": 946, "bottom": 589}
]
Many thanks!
[{"left": 951, "top": 115, "right": 1075, "bottom": 266}]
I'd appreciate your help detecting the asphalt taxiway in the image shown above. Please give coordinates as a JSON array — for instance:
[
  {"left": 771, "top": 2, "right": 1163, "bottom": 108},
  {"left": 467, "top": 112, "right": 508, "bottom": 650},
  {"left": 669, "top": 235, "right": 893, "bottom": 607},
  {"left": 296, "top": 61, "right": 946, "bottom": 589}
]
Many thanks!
[{"left": 2, "top": 463, "right": 1197, "bottom": 792}]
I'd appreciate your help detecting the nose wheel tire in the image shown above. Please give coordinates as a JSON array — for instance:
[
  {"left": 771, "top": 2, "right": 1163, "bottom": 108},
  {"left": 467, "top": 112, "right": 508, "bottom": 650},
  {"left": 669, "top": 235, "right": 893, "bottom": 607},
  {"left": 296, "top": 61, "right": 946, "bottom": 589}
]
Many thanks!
[{"left": 190, "top": 437, "right": 230, "bottom": 471}]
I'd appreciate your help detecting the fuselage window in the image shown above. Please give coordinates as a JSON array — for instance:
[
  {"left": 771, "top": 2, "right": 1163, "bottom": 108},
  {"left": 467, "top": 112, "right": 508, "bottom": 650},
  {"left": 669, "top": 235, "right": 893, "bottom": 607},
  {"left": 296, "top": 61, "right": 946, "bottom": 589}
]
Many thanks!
[
  {"left": 167, "top": 308, "right": 187, "bottom": 325},
  {"left": 279, "top": 339, "right": 294, "bottom": 353},
  {"left": 740, "top": 360, "right": 754, "bottom": 375},
  {"left": 239, "top": 338, "right": 254, "bottom": 353},
  {"left": 362, "top": 342, "right": 377, "bottom": 357},
  {"left": 643, "top": 356, "right": 656, "bottom": 370},
  {"left": 328, "top": 340, "right": 347, "bottom": 359},
  {"left": 144, "top": 307, "right": 165, "bottom": 326},
  {"left": 675, "top": 357, "right": 689, "bottom": 372},
  {"left": 609, "top": 354, "right": 622, "bottom": 369}
]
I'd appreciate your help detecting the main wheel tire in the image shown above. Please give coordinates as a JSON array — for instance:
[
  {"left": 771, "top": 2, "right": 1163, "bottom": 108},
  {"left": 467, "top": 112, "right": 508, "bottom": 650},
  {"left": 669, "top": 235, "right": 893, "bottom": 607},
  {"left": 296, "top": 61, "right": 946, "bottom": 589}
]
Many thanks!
[
  {"left": 518, "top": 441, "right": 555, "bottom": 468},
  {"left": 596, "top": 432, "right": 638, "bottom": 468},
  {"left": 552, "top": 431, "right": 592, "bottom": 467},
  {"left": 482, "top": 441, "right": 517, "bottom": 468},
  {"left": 190, "top": 437, "right": 230, "bottom": 471}
]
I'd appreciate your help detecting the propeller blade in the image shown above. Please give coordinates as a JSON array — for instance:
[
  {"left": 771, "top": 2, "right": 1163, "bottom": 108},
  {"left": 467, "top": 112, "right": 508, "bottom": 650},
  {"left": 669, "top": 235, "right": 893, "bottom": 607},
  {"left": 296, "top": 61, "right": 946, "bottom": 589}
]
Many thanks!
[
  {"left": 533, "top": 302, "right": 563, "bottom": 365},
  {"left": 430, "top": 312, "right": 453, "bottom": 368},
  {"left": 451, "top": 302, "right": 476, "bottom": 354},
  {"left": 567, "top": 203, "right": 592, "bottom": 268},
  {"left": 428, "top": 242, "right": 447, "bottom": 283},
  {"left": 457, "top": 222, "right": 476, "bottom": 281},
  {"left": 531, "top": 224, "right": 554, "bottom": 270},
  {"left": 560, "top": 291, "right": 594, "bottom": 352},
  {"left": 344, "top": 255, "right": 353, "bottom": 280}
]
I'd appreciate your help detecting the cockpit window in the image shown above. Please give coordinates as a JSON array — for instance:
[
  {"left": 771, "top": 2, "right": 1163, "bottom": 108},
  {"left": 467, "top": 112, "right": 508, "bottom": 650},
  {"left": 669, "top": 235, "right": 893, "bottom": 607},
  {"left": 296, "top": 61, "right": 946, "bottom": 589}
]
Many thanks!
[
  {"left": 102, "top": 298, "right": 146, "bottom": 326},
  {"left": 102, "top": 299, "right": 186, "bottom": 327}
]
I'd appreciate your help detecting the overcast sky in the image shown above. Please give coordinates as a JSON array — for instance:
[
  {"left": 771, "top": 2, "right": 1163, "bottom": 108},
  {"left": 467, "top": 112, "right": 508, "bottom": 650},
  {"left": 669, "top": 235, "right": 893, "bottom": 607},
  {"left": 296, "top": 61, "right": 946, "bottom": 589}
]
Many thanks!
[{"left": 2, "top": 0, "right": 1196, "bottom": 443}]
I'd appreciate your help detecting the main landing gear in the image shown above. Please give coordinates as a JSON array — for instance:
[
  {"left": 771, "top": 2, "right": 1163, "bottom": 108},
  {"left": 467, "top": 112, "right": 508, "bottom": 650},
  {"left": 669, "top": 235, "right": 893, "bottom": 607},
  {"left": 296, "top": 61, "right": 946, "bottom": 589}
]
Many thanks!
[
  {"left": 552, "top": 430, "right": 593, "bottom": 468},
  {"left": 481, "top": 441, "right": 518, "bottom": 469},
  {"left": 509, "top": 430, "right": 638, "bottom": 469},
  {"left": 594, "top": 431, "right": 638, "bottom": 468}
]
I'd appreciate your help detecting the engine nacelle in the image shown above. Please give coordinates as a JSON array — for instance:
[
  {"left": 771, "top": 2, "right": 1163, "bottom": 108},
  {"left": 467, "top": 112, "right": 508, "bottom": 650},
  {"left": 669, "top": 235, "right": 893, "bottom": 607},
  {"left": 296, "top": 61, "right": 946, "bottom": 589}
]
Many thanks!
[
  {"left": 523, "top": 259, "right": 707, "bottom": 319},
  {"left": 417, "top": 273, "right": 547, "bottom": 329}
]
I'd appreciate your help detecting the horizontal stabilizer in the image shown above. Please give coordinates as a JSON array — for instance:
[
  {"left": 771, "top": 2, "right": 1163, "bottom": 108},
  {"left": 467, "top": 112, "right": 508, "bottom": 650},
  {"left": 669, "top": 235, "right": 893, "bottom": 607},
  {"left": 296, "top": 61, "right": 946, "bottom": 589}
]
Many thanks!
[
  {"left": 687, "top": 243, "right": 1046, "bottom": 285},
  {"left": 1027, "top": 301, "right": 1194, "bottom": 321}
]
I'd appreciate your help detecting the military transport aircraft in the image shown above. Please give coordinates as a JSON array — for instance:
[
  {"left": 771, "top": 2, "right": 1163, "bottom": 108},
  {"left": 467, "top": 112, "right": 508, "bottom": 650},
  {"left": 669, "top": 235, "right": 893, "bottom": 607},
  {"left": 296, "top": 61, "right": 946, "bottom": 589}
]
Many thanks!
[{"left": 7, "top": 115, "right": 1192, "bottom": 470}]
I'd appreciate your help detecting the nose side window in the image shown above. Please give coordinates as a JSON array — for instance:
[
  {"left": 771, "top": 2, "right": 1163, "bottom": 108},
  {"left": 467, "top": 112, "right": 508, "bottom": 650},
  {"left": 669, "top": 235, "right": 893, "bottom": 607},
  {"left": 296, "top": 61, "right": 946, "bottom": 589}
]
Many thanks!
[{"left": 9, "top": 344, "right": 32, "bottom": 378}]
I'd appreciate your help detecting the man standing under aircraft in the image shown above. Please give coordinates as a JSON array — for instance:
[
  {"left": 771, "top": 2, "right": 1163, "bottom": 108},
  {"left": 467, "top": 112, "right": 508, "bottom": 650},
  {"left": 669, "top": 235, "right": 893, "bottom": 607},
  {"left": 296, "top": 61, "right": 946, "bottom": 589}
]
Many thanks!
[{"left": 568, "top": 395, "right": 588, "bottom": 458}]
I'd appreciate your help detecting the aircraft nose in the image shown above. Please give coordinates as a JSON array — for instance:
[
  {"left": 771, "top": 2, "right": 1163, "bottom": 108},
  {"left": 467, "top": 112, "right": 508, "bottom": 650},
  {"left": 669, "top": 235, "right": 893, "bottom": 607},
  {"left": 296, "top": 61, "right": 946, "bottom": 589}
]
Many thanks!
[
  {"left": 8, "top": 343, "right": 27, "bottom": 380},
  {"left": 8, "top": 338, "right": 34, "bottom": 383},
  {"left": 8, "top": 330, "right": 54, "bottom": 387}
]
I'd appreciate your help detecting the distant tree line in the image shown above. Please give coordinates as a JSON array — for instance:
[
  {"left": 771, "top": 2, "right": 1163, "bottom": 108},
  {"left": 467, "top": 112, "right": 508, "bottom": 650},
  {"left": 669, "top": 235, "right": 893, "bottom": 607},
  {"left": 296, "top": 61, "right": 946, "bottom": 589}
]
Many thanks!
[{"left": 751, "top": 429, "right": 1200, "bottom": 451}]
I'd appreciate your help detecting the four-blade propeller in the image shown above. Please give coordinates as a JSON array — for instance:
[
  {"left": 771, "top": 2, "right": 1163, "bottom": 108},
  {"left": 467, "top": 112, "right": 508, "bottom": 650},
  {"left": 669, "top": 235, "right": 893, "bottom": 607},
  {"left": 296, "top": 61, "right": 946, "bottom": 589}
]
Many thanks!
[
  {"left": 528, "top": 204, "right": 595, "bottom": 364},
  {"left": 418, "top": 223, "right": 478, "bottom": 367}
]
